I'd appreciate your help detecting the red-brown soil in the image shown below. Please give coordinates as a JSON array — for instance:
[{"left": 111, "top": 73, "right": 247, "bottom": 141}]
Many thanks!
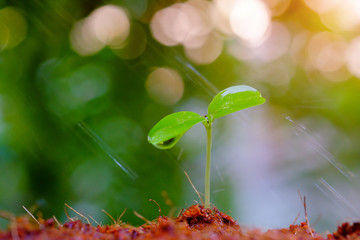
[{"left": 0, "top": 204, "right": 359, "bottom": 240}]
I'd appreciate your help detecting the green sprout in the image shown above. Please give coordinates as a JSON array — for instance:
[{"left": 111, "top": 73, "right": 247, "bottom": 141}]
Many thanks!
[{"left": 148, "top": 85, "right": 265, "bottom": 208}]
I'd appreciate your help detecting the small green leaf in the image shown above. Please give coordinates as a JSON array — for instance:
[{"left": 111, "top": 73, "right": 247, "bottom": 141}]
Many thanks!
[
  {"left": 148, "top": 111, "right": 206, "bottom": 149},
  {"left": 208, "top": 85, "right": 265, "bottom": 122}
]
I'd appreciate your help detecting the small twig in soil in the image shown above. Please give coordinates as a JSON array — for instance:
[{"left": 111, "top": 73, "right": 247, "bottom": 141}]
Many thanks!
[
  {"left": 116, "top": 208, "right": 127, "bottom": 224},
  {"left": 88, "top": 215, "right": 100, "bottom": 226},
  {"left": 64, "top": 203, "right": 90, "bottom": 225},
  {"left": 101, "top": 209, "right": 116, "bottom": 225},
  {"left": 149, "top": 199, "right": 162, "bottom": 216},
  {"left": 298, "top": 191, "right": 313, "bottom": 237},
  {"left": 177, "top": 208, "right": 185, "bottom": 218},
  {"left": 133, "top": 211, "right": 151, "bottom": 224},
  {"left": 64, "top": 206, "right": 73, "bottom": 221},
  {"left": 184, "top": 171, "right": 204, "bottom": 205},
  {"left": 0, "top": 211, "right": 14, "bottom": 220},
  {"left": 292, "top": 212, "right": 301, "bottom": 225},
  {"left": 22, "top": 206, "right": 40, "bottom": 226},
  {"left": 53, "top": 215, "right": 62, "bottom": 227}
]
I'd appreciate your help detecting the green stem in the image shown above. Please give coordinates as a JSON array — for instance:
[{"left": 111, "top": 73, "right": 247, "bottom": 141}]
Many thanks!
[{"left": 204, "top": 122, "right": 212, "bottom": 208}]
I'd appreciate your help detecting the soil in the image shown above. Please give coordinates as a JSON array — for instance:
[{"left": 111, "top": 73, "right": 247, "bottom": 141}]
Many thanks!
[{"left": 0, "top": 204, "right": 359, "bottom": 240}]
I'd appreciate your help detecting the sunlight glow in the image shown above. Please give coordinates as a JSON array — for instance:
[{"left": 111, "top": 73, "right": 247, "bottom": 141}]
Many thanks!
[
  {"left": 319, "top": 0, "right": 360, "bottom": 32},
  {"left": 145, "top": 68, "right": 184, "bottom": 106},
  {"left": 264, "top": 0, "right": 291, "bottom": 17},
  {"left": 304, "top": 0, "right": 341, "bottom": 14},
  {"left": 184, "top": 33, "right": 223, "bottom": 65},
  {"left": 70, "top": 19, "right": 104, "bottom": 56},
  {"left": 212, "top": 0, "right": 237, "bottom": 35},
  {"left": 89, "top": 5, "right": 130, "bottom": 48},
  {"left": 150, "top": 1, "right": 213, "bottom": 48},
  {"left": 228, "top": 22, "right": 290, "bottom": 63},
  {"left": 307, "top": 32, "right": 346, "bottom": 73},
  {"left": 229, "top": 0, "right": 271, "bottom": 46},
  {"left": 70, "top": 5, "right": 130, "bottom": 55},
  {"left": 346, "top": 37, "right": 360, "bottom": 78},
  {"left": 244, "top": 60, "right": 295, "bottom": 86}
]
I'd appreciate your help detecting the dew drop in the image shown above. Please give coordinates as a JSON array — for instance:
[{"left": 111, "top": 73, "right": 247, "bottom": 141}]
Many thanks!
[{"left": 154, "top": 134, "right": 183, "bottom": 149}]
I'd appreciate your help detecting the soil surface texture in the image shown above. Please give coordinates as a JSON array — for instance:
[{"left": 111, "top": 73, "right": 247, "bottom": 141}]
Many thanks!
[{"left": 0, "top": 204, "right": 359, "bottom": 240}]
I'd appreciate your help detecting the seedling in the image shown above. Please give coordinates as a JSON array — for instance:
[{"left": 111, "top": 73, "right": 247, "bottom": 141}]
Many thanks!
[{"left": 148, "top": 85, "right": 265, "bottom": 208}]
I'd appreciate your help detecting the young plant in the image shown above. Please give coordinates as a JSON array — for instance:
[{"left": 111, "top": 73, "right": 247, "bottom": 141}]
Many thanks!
[{"left": 148, "top": 85, "right": 265, "bottom": 208}]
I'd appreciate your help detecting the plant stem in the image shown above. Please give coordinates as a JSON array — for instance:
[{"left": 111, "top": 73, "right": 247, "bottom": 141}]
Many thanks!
[{"left": 205, "top": 122, "right": 212, "bottom": 208}]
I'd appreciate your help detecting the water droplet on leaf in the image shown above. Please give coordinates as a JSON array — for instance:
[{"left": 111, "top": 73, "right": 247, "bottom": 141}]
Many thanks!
[{"left": 153, "top": 134, "right": 183, "bottom": 149}]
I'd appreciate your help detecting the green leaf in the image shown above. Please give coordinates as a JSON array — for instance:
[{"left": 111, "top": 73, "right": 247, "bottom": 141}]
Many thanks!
[
  {"left": 208, "top": 85, "right": 265, "bottom": 122},
  {"left": 148, "top": 111, "right": 206, "bottom": 149}
]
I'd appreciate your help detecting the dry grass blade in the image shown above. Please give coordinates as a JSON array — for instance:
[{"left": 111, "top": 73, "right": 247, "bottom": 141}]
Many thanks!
[
  {"left": 133, "top": 211, "right": 151, "bottom": 224},
  {"left": 22, "top": 206, "right": 40, "bottom": 226},
  {"left": 116, "top": 208, "right": 127, "bottom": 224},
  {"left": 53, "top": 215, "right": 62, "bottom": 227},
  {"left": 184, "top": 171, "right": 204, "bottom": 205},
  {"left": 88, "top": 215, "right": 100, "bottom": 226},
  {"left": 149, "top": 199, "right": 161, "bottom": 216},
  {"left": 64, "top": 206, "right": 73, "bottom": 221},
  {"left": 292, "top": 212, "right": 301, "bottom": 225},
  {"left": 64, "top": 203, "right": 90, "bottom": 225},
  {"left": 0, "top": 211, "right": 14, "bottom": 220},
  {"left": 298, "top": 190, "right": 313, "bottom": 237},
  {"left": 101, "top": 209, "right": 116, "bottom": 225}
]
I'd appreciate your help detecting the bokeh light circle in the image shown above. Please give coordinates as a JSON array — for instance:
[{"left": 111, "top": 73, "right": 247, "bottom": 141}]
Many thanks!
[
  {"left": 89, "top": 5, "right": 130, "bottom": 48},
  {"left": 346, "top": 36, "right": 360, "bottom": 78},
  {"left": 228, "top": 22, "right": 290, "bottom": 63},
  {"left": 150, "top": 2, "right": 213, "bottom": 48},
  {"left": 307, "top": 32, "right": 346, "bottom": 73},
  {"left": 230, "top": 0, "right": 271, "bottom": 46},
  {"left": 184, "top": 33, "right": 223, "bottom": 65},
  {"left": 0, "top": 7, "right": 27, "bottom": 50},
  {"left": 145, "top": 68, "right": 184, "bottom": 106},
  {"left": 319, "top": 0, "right": 360, "bottom": 32},
  {"left": 303, "top": 0, "right": 341, "bottom": 14},
  {"left": 70, "top": 19, "right": 105, "bottom": 56},
  {"left": 70, "top": 5, "right": 130, "bottom": 55}
]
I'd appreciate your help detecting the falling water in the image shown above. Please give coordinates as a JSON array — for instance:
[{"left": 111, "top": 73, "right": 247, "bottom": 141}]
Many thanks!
[
  {"left": 285, "top": 116, "right": 355, "bottom": 180},
  {"left": 78, "top": 121, "right": 138, "bottom": 180}
]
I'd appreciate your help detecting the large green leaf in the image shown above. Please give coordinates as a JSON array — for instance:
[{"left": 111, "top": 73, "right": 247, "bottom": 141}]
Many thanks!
[
  {"left": 148, "top": 111, "right": 206, "bottom": 149},
  {"left": 208, "top": 85, "right": 265, "bottom": 122}
]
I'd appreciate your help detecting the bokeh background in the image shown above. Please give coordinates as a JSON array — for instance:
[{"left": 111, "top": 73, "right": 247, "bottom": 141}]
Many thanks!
[{"left": 1, "top": 0, "right": 360, "bottom": 232}]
